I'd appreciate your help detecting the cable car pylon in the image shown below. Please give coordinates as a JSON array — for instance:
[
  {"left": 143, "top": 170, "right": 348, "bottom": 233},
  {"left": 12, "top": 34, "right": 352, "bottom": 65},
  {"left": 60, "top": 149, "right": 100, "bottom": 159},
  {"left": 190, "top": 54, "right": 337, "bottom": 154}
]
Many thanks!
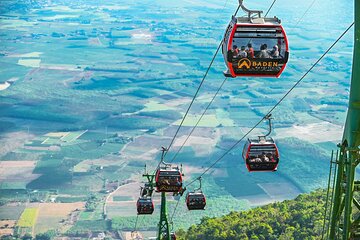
[
  {"left": 327, "top": 1, "right": 360, "bottom": 239},
  {"left": 157, "top": 147, "right": 171, "bottom": 240},
  {"left": 139, "top": 147, "right": 180, "bottom": 240}
]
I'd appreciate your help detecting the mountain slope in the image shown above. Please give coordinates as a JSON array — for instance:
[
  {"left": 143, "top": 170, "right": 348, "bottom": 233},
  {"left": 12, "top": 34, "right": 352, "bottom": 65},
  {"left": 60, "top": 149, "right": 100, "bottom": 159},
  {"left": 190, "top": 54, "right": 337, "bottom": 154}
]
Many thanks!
[{"left": 177, "top": 190, "right": 327, "bottom": 240}]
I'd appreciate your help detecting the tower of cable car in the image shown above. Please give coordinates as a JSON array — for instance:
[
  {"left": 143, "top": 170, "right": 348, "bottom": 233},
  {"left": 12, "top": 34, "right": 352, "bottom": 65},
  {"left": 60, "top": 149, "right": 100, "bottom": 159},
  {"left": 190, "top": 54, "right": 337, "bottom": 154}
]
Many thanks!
[
  {"left": 222, "top": 0, "right": 289, "bottom": 78},
  {"left": 137, "top": 147, "right": 182, "bottom": 240},
  {"left": 327, "top": 1, "right": 360, "bottom": 239}
]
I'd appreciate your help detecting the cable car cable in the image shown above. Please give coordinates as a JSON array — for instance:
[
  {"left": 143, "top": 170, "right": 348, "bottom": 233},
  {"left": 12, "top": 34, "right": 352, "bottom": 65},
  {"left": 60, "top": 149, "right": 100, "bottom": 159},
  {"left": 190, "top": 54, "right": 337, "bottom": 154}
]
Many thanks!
[
  {"left": 264, "top": 0, "right": 277, "bottom": 17},
  {"left": 133, "top": 214, "right": 139, "bottom": 234},
  {"left": 169, "top": 77, "right": 228, "bottom": 163},
  {"left": 295, "top": 0, "right": 317, "bottom": 27},
  {"left": 170, "top": 198, "right": 181, "bottom": 223},
  {"left": 184, "top": 21, "right": 354, "bottom": 188}
]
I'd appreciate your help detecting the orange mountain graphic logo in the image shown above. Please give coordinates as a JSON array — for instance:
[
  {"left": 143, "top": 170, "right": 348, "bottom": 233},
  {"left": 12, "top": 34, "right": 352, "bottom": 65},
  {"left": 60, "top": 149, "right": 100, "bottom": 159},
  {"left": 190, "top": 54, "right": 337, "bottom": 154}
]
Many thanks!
[{"left": 238, "top": 58, "right": 251, "bottom": 69}]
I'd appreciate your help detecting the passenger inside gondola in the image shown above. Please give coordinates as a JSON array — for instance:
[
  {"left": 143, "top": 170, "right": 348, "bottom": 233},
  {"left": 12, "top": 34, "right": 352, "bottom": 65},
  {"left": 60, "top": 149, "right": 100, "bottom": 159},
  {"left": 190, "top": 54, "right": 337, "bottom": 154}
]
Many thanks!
[
  {"left": 256, "top": 44, "right": 271, "bottom": 58},
  {"left": 231, "top": 39, "right": 285, "bottom": 60},
  {"left": 239, "top": 46, "right": 247, "bottom": 58},
  {"left": 270, "top": 45, "right": 280, "bottom": 58},
  {"left": 227, "top": 45, "right": 239, "bottom": 61},
  {"left": 248, "top": 151, "right": 278, "bottom": 170},
  {"left": 246, "top": 43, "right": 254, "bottom": 58}
]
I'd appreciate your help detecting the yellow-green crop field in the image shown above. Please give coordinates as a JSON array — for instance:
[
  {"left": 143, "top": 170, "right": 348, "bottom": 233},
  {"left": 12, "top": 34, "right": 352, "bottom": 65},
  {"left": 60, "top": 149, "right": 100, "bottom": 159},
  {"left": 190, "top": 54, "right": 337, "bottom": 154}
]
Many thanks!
[{"left": 17, "top": 208, "right": 39, "bottom": 227}]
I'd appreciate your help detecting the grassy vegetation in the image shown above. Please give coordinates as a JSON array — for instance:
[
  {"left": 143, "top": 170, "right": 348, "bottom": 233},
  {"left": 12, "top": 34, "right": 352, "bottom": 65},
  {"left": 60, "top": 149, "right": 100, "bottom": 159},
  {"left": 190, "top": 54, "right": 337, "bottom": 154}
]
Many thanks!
[
  {"left": 59, "top": 142, "right": 124, "bottom": 160},
  {"left": 17, "top": 208, "right": 39, "bottom": 227},
  {"left": 112, "top": 216, "right": 153, "bottom": 231},
  {"left": 56, "top": 196, "right": 87, "bottom": 203},
  {"left": 68, "top": 219, "right": 110, "bottom": 233}
]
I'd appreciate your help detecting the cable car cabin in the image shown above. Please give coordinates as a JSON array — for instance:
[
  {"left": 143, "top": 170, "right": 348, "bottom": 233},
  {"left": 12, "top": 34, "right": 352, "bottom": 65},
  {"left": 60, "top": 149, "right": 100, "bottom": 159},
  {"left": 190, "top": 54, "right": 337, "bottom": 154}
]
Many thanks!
[
  {"left": 186, "top": 192, "right": 206, "bottom": 210},
  {"left": 163, "top": 233, "right": 176, "bottom": 240},
  {"left": 222, "top": 16, "right": 289, "bottom": 78},
  {"left": 136, "top": 197, "right": 154, "bottom": 215},
  {"left": 242, "top": 138, "right": 279, "bottom": 172},
  {"left": 141, "top": 183, "right": 152, "bottom": 197},
  {"left": 155, "top": 167, "right": 182, "bottom": 193}
]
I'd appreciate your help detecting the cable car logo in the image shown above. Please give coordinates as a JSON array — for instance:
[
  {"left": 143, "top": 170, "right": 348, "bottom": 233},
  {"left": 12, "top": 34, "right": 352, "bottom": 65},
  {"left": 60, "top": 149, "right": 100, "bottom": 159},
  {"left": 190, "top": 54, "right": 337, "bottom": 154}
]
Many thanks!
[
  {"left": 238, "top": 58, "right": 252, "bottom": 69},
  {"left": 238, "top": 58, "right": 279, "bottom": 69}
]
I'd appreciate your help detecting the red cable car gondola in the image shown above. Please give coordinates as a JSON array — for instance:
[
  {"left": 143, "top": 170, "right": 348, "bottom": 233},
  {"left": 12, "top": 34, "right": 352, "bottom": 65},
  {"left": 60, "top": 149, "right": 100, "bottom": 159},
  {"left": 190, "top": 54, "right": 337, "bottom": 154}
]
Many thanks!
[
  {"left": 185, "top": 177, "right": 206, "bottom": 210},
  {"left": 163, "top": 233, "right": 176, "bottom": 240},
  {"left": 186, "top": 192, "right": 206, "bottom": 210},
  {"left": 155, "top": 166, "right": 183, "bottom": 193},
  {"left": 242, "top": 137, "right": 279, "bottom": 172},
  {"left": 222, "top": 2, "right": 289, "bottom": 78},
  {"left": 136, "top": 197, "right": 154, "bottom": 215}
]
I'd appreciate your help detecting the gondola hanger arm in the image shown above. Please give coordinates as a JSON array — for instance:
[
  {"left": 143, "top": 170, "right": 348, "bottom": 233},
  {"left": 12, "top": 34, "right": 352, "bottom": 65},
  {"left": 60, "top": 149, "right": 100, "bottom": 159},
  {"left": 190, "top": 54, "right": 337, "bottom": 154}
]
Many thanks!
[
  {"left": 238, "top": 0, "right": 263, "bottom": 18},
  {"left": 261, "top": 114, "right": 273, "bottom": 138},
  {"left": 160, "top": 146, "right": 172, "bottom": 167}
]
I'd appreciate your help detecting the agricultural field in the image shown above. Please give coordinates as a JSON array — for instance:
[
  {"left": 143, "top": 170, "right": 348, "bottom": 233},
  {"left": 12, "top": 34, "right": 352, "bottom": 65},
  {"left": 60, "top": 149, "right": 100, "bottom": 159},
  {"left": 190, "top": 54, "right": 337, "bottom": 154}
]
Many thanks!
[
  {"left": 34, "top": 202, "right": 85, "bottom": 234},
  {"left": 17, "top": 208, "right": 39, "bottom": 228},
  {"left": 15, "top": 207, "right": 39, "bottom": 236}
]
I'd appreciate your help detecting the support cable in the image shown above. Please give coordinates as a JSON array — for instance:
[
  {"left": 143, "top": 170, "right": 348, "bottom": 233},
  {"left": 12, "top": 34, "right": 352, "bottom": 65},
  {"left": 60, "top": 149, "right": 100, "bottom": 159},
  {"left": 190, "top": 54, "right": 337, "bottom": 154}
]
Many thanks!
[
  {"left": 295, "top": 0, "right": 317, "bottom": 27},
  {"left": 325, "top": 150, "right": 339, "bottom": 239},
  {"left": 264, "top": 0, "right": 277, "bottom": 17},
  {"left": 131, "top": 215, "right": 139, "bottom": 238},
  {"left": 170, "top": 199, "right": 181, "bottom": 223},
  {"left": 170, "top": 77, "right": 228, "bottom": 163},
  {"left": 321, "top": 151, "right": 335, "bottom": 239}
]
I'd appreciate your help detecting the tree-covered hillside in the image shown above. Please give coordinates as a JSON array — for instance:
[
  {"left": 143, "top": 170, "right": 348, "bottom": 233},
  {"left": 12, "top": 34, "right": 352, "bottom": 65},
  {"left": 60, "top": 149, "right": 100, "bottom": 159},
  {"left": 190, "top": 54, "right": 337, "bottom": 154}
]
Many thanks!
[{"left": 177, "top": 190, "right": 327, "bottom": 240}]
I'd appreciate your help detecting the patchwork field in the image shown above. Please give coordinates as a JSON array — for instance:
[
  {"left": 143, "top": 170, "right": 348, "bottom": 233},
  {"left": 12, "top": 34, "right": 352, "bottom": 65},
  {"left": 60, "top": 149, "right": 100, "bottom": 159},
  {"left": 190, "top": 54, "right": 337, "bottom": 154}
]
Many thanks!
[
  {"left": 35, "top": 202, "right": 85, "bottom": 234},
  {"left": 0, "top": 161, "right": 39, "bottom": 189}
]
